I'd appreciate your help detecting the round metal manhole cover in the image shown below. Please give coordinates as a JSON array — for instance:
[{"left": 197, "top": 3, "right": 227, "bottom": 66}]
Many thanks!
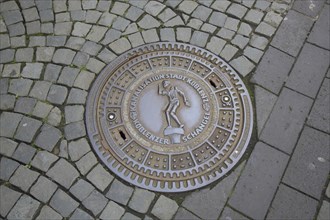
[{"left": 86, "top": 42, "right": 253, "bottom": 192}]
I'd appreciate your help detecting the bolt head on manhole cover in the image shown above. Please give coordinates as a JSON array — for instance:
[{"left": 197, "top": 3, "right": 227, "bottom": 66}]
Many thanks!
[{"left": 86, "top": 42, "right": 253, "bottom": 192}]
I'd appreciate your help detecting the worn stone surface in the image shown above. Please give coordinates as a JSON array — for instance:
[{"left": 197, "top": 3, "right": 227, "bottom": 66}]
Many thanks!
[
  {"left": 174, "top": 208, "right": 200, "bottom": 220},
  {"left": 286, "top": 43, "right": 329, "bottom": 98},
  {"left": 7, "top": 195, "right": 40, "bottom": 220},
  {"left": 283, "top": 126, "right": 330, "bottom": 199},
  {"left": 31, "top": 150, "right": 58, "bottom": 172},
  {"left": 70, "top": 179, "right": 94, "bottom": 201},
  {"left": 271, "top": 10, "right": 313, "bottom": 57},
  {"left": 50, "top": 189, "right": 79, "bottom": 218},
  {"left": 260, "top": 88, "right": 313, "bottom": 154},
  {"left": 229, "top": 142, "right": 289, "bottom": 219},
  {"left": 129, "top": 188, "right": 155, "bottom": 214},
  {"left": 87, "top": 164, "right": 114, "bottom": 191},
  {"left": 0, "top": 185, "right": 22, "bottom": 217},
  {"left": 82, "top": 190, "right": 108, "bottom": 216},
  {"left": 307, "top": 78, "right": 330, "bottom": 133},
  {"left": 36, "top": 206, "right": 62, "bottom": 220},
  {"left": 106, "top": 179, "right": 133, "bottom": 205},
  {"left": 267, "top": 184, "right": 318, "bottom": 220},
  {"left": 10, "top": 165, "right": 40, "bottom": 192},
  {"left": 308, "top": 4, "right": 330, "bottom": 49},
  {"left": 100, "top": 201, "right": 125, "bottom": 220},
  {"left": 152, "top": 195, "right": 179, "bottom": 219},
  {"left": 30, "top": 176, "right": 58, "bottom": 203},
  {"left": 35, "top": 125, "right": 61, "bottom": 151},
  {"left": 0, "top": 137, "right": 18, "bottom": 157},
  {"left": 12, "top": 142, "right": 36, "bottom": 164},
  {"left": 0, "top": 157, "right": 20, "bottom": 181},
  {"left": 14, "top": 116, "right": 42, "bottom": 143},
  {"left": 46, "top": 158, "right": 79, "bottom": 189}
]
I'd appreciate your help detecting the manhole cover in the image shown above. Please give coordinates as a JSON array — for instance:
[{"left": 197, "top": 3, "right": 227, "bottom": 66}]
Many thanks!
[{"left": 86, "top": 42, "right": 253, "bottom": 192}]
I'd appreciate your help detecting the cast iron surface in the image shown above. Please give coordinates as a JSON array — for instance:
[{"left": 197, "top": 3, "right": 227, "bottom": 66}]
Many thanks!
[{"left": 86, "top": 42, "right": 253, "bottom": 192}]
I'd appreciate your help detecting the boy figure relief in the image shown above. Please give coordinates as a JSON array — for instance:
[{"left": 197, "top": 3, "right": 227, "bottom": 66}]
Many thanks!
[{"left": 159, "top": 80, "right": 190, "bottom": 129}]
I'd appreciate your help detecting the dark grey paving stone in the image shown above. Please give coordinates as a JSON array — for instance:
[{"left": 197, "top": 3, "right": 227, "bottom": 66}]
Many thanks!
[
  {"left": 82, "top": 190, "right": 108, "bottom": 216},
  {"left": 307, "top": 78, "right": 330, "bottom": 133},
  {"left": 0, "top": 185, "right": 22, "bottom": 217},
  {"left": 254, "top": 86, "right": 278, "bottom": 136},
  {"left": 220, "top": 206, "right": 249, "bottom": 220},
  {"left": 68, "top": 138, "right": 90, "bottom": 161},
  {"left": 29, "top": 81, "right": 52, "bottom": 101},
  {"left": 30, "top": 176, "right": 58, "bottom": 203},
  {"left": 0, "top": 49, "right": 15, "bottom": 63},
  {"left": 86, "top": 164, "right": 113, "bottom": 192},
  {"left": 65, "top": 105, "right": 85, "bottom": 125},
  {"left": 0, "top": 112, "right": 22, "bottom": 138},
  {"left": 14, "top": 97, "right": 37, "bottom": 114},
  {"left": 128, "top": 188, "right": 155, "bottom": 214},
  {"left": 31, "top": 150, "right": 59, "bottom": 172},
  {"left": 251, "top": 46, "right": 294, "bottom": 94},
  {"left": 14, "top": 116, "right": 42, "bottom": 143},
  {"left": 70, "top": 208, "right": 93, "bottom": 220},
  {"left": 2, "top": 10, "right": 23, "bottom": 25},
  {"left": 47, "top": 36, "right": 67, "bottom": 47},
  {"left": 286, "top": 43, "right": 329, "bottom": 98},
  {"left": 75, "top": 151, "right": 97, "bottom": 175},
  {"left": 267, "top": 184, "right": 318, "bottom": 219},
  {"left": 35, "top": 124, "right": 61, "bottom": 152},
  {"left": 64, "top": 120, "right": 86, "bottom": 141},
  {"left": 174, "top": 207, "right": 200, "bottom": 220},
  {"left": 106, "top": 179, "right": 134, "bottom": 205},
  {"left": 283, "top": 126, "right": 330, "bottom": 199},
  {"left": 44, "top": 64, "right": 62, "bottom": 83},
  {"left": 47, "top": 84, "right": 68, "bottom": 105},
  {"left": 67, "top": 88, "right": 88, "bottom": 104},
  {"left": 0, "top": 157, "right": 20, "bottom": 181},
  {"left": 70, "top": 179, "right": 94, "bottom": 201},
  {"left": 57, "top": 67, "right": 80, "bottom": 87},
  {"left": 121, "top": 212, "right": 141, "bottom": 220},
  {"left": 271, "top": 10, "right": 313, "bottom": 57},
  {"left": 9, "top": 165, "right": 40, "bottom": 192},
  {"left": 46, "top": 158, "right": 79, "bottom": 189},
  {"left": 100, "top": 201, "right": 125, "bottom": 220},
  {"left": 260, "top": 88, "right": 313, "bottom": 154},
  {"left": 0, "top": 78, "right": 9, "bottom": 94},
  {"left": 182, "top": 161, "right": 245, "bottom": 219},
  {"left": 7, "top": 194, "right": 40, "bottom": 220},
  {"left": 8, "top": 78, "right": 33, "bottom": 96},
  {"left": 152, "top": 195, "right": 179, "bottom": 220},
  {"left": 53, "top": 49, "right": 76, "bottom": 65},
  {"left": 0, "top": 94, "right": 16, "bottom": 109},
  {"left": 8, "top": 22, "right": 25, "bottom": 37},
  {"left": 229, "top": 142, "right": 289, "bottom": 220},
  {"left": 293, "top": 0, "right": 325, "bottom": 18},
  {"left": 308, "top": 4, "right": 330, "bottom": 49},
  {"left": 12, "top": 142, "right": 36, "bottom": 164},
  {"left": 50, "top": 189, "right": 79, "bottom": 218},
  {"left": 36, "top": 206, "right": 62, "bottom": 220},
  {"left": 0, "top": 137, "right": 18, "bottom": 157}
]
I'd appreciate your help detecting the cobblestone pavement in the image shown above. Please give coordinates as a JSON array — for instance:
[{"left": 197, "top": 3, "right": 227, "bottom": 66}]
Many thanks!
[{"left": 0, "top": 0, "right": 329, "bottom": 219}]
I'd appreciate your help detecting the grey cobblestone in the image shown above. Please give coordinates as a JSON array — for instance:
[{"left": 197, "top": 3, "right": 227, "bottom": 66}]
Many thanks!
[
  {"left": 128, "top": 32, "right": 145, "bottom": 47},
  {"left": 44, "top": 64, "right": 61, "bottom": 83},
  {"left": 87, "top": 164, "right": 114, "bottom": 191},
  {"left": 142, "top": 29, "right": 159, "bottom": 43},
  {"left": 57, "top": 67, "right": 80, "bottom": 87},
  {"left": 129, "top": 188, "right": 155, "bottom": 214},
  {"left": 11, "top": 36, "right": 26, "bottom": 48},
  {"left": 30, "top": 176, "right": 58, "bottom": 203},
  {"left": 70, "top": 179, "right": 95, "bottom": 201},
  {"left": 230, "top": 56, "right": 255, "bottom": 76},
  {"left": 15, "top": 116, "right": 42, "bottom": 143},
  {"left": 47, "top": 36, "right": 67, "bottom": 47},
  {"left": 174, "top": 208, "right": 200, "bottom": 220},
  {"left": 53, "top": 49, "right": 76, "bottom": 65},
  {"left": 81, "top": 41, "right": 102, "bottom": 56},
  {"left": 152, "top": 195, "right": 179, "bottom": 219},
  {"left": 161, "top": 28, "right": 176, "bottom": 42},
  {"left": 0, "top": 185, "right": 22, "bottom": 217},
  {"left": 244, "top": 46, "right": 263, "bottom": 63},
  {"left": 32, "top": 101, "right": 52, "bottom": 118},
  {"left": 74, "top": 70, "right": 95, "bottom": 90},
  {"left": 176, "top": 27, "right": 192, "bottom": 42},
  {"left": 76, "top": 151, "right": 98, "bottom": 175},
  {"left": 70, "top": 208, "right": 93, "bottom": 220},
  {"left": 227, "top": 3, "right": 247, "bottom": 19},
  {"left": 317, "top": 200, "right": 330, "bottom": 220},
  {"left": 29, "top": 36, "right": 46, "bottom": 47},
  {"left": 46, "top": 107, "right": 62, "bottom": 127},
  {"left": 10, "top": 165, "right": 40, "bottom": 192},
  {"left": 164, "top": 16, "right": 184, "bottom": 27},
  {"left": 145, "top": 1, "right": 166, "bottom": 16},
  {"left": 64, "top": 120, "right": 86, "bottom": 140},
  {"left": 244, "top": 9, "right": 264, "bottom": 24},
  {"left": 192, "top": 5, "right": 212, "bottom": 21},
  {"left": 7, "top": 194, "right": 40, "bottom": 220},
  {"left": 12, "top": 142, "right": 36, "bottom": 164},
  {"left": 0, "top": 137, "right": 18, "bottom": 157},
  {"left": 8, "top": 22, "right": 25, "bottom": 37},
  {"left": 0, "top": 157, "right": 20, "bottom": 181},
  {"left": 111, "top": 2, "right": 130, "bottom": 16},
  {"left": 100, "top": 201, "right": 125, "bottom": 220},
  {"left": 0, "top": 49, "right": 15, "bottom": 63},
  {"left": 190, "top": 31, "right": 209, "bottom": 47},
  {"left": 66, "top": 37, "right": 86, "bottom": 50},
  {"left": 220, "top": 207, "right": 248, "bottom": 220},
  {"left": 86, "top": 11, "right": 102, "bottom": 23},
  {"left": 36, "top": 206, "right": 62, "bottom": 220},
  {"left": 138, "top": 14, "right": 160, "bottom": 29},
  {"left": 26, "top": 21, "right": 41, "bottom": 35},
  {"left": 68, "top": 137, "right": 90, "bottom": 161},
  {"left": 2, "top": 63, "right": 21, "bottom": 78},
  {"left": 178, "top": 0, "right": 198, "bottom": 14},
  {"left": 46, "top": 158, "right": 79, "bottom": 189},
  {"left": 31, "top": 150, "right": 58, "bottom": 172},
  {"left": 86, "top": 58, "right": 105, "bottom": 73},
  {"left": 308, "top": 4, "right": 329, "bottom": 49},
  {"left": 106, "top": 179, "right": 134, "bottom": 205},
  {"left": 86, "top": 25, "right": 107, "bottom": 42},
  {"left": 0, "top": 94, "right": 15, "bottom": 110},
  {"left": 82, "top": 190, "right": 108, "bottom": 216},
  {"left": 29, "top": 81, "right": 51, "bottom": 100},
  {"left": 67, "top": 88, "right": 88, "bottom": 104},
  {"left": 47, "top": 84, "right": 68, "bottom": 105},
  {"left": 36, "top": 47, "right": 55, "bottom": 62},
  {"left": 22, "top": 63, "right": 43, "bottom": 79},
  {"left": 14, "top": 97, "right": 37, "bottom": 114},
  {"left": 206, "top": 36, "right": 226, "bottom": 55},
  {"left": 0, "top": 112, "right": 22, "bottom": 138},
  {"left": 50, "top": 189, "right": 79, "bottom": 218}
]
